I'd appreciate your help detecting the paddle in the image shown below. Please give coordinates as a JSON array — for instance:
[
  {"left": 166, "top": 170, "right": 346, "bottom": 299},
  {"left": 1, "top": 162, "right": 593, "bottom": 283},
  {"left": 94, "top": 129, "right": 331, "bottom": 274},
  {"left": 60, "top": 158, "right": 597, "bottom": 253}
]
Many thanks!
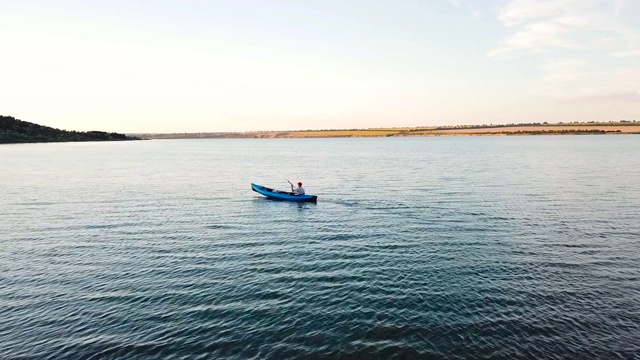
[{"left": 285, "top": 178, "right": 295, "bottom": 192}]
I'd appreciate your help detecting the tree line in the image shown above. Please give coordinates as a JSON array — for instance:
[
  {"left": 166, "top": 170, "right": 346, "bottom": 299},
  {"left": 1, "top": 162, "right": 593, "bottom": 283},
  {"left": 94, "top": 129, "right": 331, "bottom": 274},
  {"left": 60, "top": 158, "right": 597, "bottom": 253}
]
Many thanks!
[{"left": 0, "top": 116, "right": 141, "bottom": 144}]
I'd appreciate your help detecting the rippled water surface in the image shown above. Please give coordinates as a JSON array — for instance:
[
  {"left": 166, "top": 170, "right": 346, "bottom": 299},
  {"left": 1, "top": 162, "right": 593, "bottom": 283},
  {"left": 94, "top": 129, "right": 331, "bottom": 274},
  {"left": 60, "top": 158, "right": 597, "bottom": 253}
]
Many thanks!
[{"left": 2, "top": 136, "right": 640, "bottom": 359}]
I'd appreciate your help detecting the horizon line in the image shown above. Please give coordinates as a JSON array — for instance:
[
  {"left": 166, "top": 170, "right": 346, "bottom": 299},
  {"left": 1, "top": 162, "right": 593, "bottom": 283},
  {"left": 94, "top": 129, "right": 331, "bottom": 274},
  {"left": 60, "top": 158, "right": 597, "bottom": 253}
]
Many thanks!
[{"left": 126, "top": 120, "right": 640, "bottom": 135}]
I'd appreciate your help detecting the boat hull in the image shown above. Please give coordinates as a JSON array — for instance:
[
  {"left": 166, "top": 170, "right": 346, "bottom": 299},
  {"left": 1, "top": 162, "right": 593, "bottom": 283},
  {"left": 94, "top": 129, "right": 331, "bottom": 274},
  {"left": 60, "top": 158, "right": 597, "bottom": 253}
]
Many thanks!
[{"left": 251, "top": 183, "right": 318, "bottom": 203}]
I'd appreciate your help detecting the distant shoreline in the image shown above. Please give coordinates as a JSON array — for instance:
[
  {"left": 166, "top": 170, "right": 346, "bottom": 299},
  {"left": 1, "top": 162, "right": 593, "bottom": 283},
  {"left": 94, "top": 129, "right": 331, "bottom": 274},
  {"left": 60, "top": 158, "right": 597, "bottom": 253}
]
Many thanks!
[
  {"left": 134, "top": 122, "right": 640, "bottom": 139},
  {"left": 3, "top": 115, "right": 638, "bottom": 143},
  {"left": 1, "top": 115, "right": 142, "bottom": 144}
]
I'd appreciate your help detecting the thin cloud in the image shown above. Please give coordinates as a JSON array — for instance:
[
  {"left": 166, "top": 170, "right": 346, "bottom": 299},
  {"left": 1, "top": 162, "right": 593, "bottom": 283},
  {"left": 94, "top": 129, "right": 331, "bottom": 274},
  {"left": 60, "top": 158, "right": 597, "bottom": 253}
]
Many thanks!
[
  {"left": 498, "top": 0, "right": 598, "bottom": 27},
  {"left": 612, "top": 49, "right": 640, "bottom": 57},
  {"left": 492, "top": 0, "right": 640, "bottom": 105},
  {"left": 614, "top": 0, "right": 626, "bottom": 14},
  {"left": 535, "top": 65, "right": 640, "bottom": 103},
  {"left": 472, "top": 8, "right": 483, "bottom": 18},
  {"left": 537, "top": 58, "right": 589, "bottom": 84},
  {"left": 488, "top": 18, "right": 584, "bottom": 59},
  {"left": 447, "top": 0, "right": 483, "bottom": 18},
  {"left": 447, "top": 0, "right": 462, "bottom": 8},
  {"left": 559, "top": 90, "right": 640, "bottom": 103},
  {"left": 490, "top": 1, "right": 638, "bottom": 58}
]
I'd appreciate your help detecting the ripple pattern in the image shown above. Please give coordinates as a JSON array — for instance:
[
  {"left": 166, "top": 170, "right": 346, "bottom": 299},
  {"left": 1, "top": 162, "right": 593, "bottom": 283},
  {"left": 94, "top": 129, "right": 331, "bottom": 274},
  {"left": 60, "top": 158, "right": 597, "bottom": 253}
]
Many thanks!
[{"left": 1, "top": 137, "right": 640, "bottom": 359}]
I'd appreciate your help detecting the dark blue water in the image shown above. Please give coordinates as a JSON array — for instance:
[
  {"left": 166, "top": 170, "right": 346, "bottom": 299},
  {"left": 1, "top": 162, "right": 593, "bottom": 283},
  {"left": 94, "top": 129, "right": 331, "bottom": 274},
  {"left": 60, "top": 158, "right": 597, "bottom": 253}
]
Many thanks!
[{"left": 2, "top": 136, "right": 640, "bottom": 359}]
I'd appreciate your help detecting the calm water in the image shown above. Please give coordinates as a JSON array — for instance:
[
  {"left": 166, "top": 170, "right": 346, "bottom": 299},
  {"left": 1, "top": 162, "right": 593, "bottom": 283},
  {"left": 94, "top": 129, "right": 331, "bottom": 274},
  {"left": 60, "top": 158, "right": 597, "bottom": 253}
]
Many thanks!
[{"left": 1, "top": 136, "right": 640, "bottom": 359}]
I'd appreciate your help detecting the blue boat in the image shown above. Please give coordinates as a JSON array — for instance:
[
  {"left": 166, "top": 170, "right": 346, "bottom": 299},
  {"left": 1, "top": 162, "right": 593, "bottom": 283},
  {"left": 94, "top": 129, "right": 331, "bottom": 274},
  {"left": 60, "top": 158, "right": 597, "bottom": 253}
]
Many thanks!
[{"left": 251, "top": 183, "right": 318, "bottom": 203}]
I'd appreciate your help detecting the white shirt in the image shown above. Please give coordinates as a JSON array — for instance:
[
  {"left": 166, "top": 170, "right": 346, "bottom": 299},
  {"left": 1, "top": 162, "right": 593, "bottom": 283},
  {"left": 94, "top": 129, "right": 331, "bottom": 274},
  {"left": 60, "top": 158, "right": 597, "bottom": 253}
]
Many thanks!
[{"left": 295, "top": 186, "right": 305, "bottom": 195}]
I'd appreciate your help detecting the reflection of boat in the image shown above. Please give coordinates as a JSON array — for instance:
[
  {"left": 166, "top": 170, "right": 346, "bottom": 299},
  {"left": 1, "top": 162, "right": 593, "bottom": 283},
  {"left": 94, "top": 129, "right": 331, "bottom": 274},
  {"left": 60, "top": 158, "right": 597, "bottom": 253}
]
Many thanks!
[{"left": 251, "top": 183, "right": 318, "bottom": 203}]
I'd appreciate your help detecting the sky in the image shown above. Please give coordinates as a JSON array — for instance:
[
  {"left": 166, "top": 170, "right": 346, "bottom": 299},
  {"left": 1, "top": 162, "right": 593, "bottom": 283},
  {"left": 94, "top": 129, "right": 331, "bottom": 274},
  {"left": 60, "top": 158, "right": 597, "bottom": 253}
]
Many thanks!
[{"left": 1, "top": 0, "right": 639, "bottom": 133}]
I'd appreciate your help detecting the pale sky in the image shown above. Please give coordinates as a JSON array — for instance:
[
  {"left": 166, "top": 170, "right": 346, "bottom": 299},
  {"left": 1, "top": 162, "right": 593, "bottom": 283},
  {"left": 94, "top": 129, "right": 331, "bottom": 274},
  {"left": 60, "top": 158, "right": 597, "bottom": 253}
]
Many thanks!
[{"left": 1, "top": 0, "right": 639, "bottom": 133}]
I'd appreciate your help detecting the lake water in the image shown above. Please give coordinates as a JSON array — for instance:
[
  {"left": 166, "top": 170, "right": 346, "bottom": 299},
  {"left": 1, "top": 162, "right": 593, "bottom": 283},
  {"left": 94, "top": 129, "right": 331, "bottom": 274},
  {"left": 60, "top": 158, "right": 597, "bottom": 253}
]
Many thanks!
[{"left": 1, "top": 136, "right": 639, "bottom": 359}]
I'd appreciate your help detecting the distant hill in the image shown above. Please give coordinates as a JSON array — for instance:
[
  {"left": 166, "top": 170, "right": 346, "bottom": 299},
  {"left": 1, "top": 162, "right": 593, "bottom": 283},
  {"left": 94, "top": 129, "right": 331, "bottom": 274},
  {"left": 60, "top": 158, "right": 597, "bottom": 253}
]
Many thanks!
[{"left": 0, "top": 116, "right": 141, "bottom": 144}]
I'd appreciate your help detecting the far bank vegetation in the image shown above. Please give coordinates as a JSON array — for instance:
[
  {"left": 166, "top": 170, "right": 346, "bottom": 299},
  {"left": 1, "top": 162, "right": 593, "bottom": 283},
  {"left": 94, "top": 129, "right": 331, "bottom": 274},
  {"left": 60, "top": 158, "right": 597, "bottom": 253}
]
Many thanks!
[
  {"left": 0, "top": 116, "right": 141, "bottom": 144},
  {"left": 137, "top": 121, "right": 640, "bottom": 139}
]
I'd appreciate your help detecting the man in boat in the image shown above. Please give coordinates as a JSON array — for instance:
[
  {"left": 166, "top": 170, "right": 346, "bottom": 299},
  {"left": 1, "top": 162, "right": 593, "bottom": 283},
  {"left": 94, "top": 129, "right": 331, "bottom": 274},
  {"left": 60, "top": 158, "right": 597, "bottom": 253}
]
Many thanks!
[{"left": 291, "top": 182, "right": 305, "bottom": 195}]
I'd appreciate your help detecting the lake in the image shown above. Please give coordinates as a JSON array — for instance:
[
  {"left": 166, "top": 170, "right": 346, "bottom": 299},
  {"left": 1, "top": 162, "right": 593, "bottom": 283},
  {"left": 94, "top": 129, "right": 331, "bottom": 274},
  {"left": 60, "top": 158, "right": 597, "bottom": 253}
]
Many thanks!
[{"left": 1, "top": 136, "right": 639, "bottom": 359}]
